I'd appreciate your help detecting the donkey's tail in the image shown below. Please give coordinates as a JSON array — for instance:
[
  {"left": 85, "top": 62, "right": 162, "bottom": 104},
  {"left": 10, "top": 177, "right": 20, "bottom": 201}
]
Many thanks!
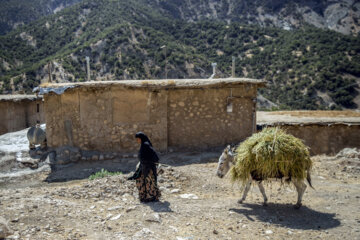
[{"left": 307, "top": 169, "right": 314, "bottom": 189}]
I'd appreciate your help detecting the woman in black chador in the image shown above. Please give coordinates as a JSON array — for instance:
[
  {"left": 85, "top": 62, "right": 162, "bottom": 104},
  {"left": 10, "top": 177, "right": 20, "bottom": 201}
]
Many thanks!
[{"left": 127, "top": 132, "right": 161, "bottom": 202}]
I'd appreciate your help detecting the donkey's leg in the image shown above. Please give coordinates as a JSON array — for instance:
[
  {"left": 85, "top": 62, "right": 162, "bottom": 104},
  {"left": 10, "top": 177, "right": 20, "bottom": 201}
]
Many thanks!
[
  {"left": 293, "top": 179, "right": 307, "bottom": 209},
  {"left": 29, "top": 143, "right": 35, "bottom": 150},
  {"left": 238, "top": 179, "right": 252, "bottom": 204},
  {"left": 257, "top": 182, "right": 268, "bottom": 206}
]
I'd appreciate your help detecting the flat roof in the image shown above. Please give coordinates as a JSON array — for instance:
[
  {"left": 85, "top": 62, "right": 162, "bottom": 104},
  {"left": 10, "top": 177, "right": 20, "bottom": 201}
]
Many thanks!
[
  {"left": 257, "top": 111, "right": 360, "bottom": 125},
  {"left": 0, "top": 95, "right": 42, "bottom": 102},
  {"left": 35, "top": 78, "right": 266, "bottom": 95}
]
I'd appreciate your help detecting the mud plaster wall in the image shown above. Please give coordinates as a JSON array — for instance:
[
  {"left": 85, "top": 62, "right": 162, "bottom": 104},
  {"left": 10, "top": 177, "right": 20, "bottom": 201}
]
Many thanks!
[
  {"left": 280, "top": 124, "right": 360, "bottom": 155},
  {"left": 168, "top": 86, "right": 256, "bottom": 151},
  {"left": 44, "top": 84, "right": 257, "bottom": 153},
  {"left": 0, "top": 100, "right": 45, "bottom": 135},
  {"left": 44, "top": 86, "right": 167, "bottom": 153}
]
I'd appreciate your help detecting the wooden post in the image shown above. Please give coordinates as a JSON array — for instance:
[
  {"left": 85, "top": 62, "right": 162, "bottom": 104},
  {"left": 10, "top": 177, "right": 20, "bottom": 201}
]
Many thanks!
[
  {"left": 10, "top": 78, "right": 15, "bottom": 92},
  {"left": 232, "top": 56, "right": 235, "bottom": 78},
  {"left": 86, "top": 56, "right": 91, "bottom": 81},
  {"left": 48, "top": 62, "right": 52, "bottom": 83}
]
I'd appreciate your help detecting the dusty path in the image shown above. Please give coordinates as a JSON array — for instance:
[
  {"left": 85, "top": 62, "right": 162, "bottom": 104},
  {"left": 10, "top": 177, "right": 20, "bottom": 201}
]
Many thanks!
[{"left": 0, "top": 152, "right": 359, "bottom": 240}]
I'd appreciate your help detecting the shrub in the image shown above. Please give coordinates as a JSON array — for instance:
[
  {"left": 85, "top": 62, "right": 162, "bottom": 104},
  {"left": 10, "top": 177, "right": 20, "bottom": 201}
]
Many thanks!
[{"left": 89, "top": 168, "right": 122, "bottom": 180}]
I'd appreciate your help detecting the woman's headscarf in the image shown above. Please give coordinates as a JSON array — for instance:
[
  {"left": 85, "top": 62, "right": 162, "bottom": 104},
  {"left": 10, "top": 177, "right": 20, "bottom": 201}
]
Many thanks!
[
  {"left": 135, "top": 132, "right": 159, "bottom": 163},
  {"left": 135, "top": 132, "right": 153, "bottom": 146}
]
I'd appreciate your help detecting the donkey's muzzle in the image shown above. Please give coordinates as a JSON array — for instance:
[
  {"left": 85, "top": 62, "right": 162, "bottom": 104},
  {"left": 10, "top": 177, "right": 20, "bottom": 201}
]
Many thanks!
[{"left": 216, "top": 172, "right": 224, "bottom": 178}]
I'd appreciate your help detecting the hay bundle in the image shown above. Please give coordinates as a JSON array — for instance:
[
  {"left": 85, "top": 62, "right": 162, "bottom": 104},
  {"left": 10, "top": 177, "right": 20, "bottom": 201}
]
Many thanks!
[{"left": 230, "top": 127, "right": 312, "bottom": 183}]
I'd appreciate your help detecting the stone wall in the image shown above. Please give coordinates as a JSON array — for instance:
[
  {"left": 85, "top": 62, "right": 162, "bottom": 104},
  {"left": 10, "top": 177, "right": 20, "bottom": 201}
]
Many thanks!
[
  {"left": 260, "top": 124, "right": 360, "bottom": 155},
  {"left": 0, "top": 99, "right": 45, "bottom": 135},
  {"left": 44, "top": 84, "right": 258, "bottom": 153},
  {"left": 168, "top": 86, "right": 256, "bottom": 151}
]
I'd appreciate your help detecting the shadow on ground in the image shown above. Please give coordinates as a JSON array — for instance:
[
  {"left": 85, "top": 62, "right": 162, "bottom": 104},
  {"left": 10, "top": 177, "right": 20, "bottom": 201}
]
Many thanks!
[
  {"left": 145, "top": 201, "right": 173, "bottom": 213},
  {"left": 45, "top": 159, "right": 137, "bottom": 182},
  {"left": 230, "top": 203, "right": 340, "bottom": 230},
  {"left": 0, "top": 150, "right": 222, "bottom": 184},
  {"left": 44, "top": 151, "right": 221, "bottom": 182}
]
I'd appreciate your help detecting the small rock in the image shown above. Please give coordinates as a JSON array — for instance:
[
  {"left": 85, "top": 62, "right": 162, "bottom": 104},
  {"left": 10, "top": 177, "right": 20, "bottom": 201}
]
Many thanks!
[
  {"left": 265, "top": 230, "right": 273, "bottom": 234},
  {"left": 11, "top": 218, "right": 19, "bottom": 223},
  {"left": 126, "top": 206, "right": 136, "bottom": 212},
  {"left": 144, "top": 213, "right": 161, "bottom": 223},
  {"left": 213, "top": 229, "right": 218, "bottom": 234},
  {"left": 110, "top": 214, "right": 122, "bottom": 221},
  {"left": 179, "top": 194, "right": 198, "bottom": 199},
  {"left": 107, "top": 206, "right": 122, "bottom": 211},
  {"left": 170, "top": 189, "right": 181, "bottom": 193},
  {"left": 134, "top": 228, "right": 153, "bottom": 237},
  {"left": 169, "top": 226, "right": 178, "bottom": 232}
]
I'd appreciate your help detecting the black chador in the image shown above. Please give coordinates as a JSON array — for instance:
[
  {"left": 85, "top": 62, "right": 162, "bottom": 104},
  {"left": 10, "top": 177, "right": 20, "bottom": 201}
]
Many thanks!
[{"left": 128, "top": 132, "right": 161, "bottom": 202}]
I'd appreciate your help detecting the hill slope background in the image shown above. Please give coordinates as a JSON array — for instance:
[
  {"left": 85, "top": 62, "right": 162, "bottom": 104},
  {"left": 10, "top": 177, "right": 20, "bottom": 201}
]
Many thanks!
[
  {"left": 2, "top": 0, "right": 359, "bottom": 36},
  {"left": 0, "top": 0, "right": 82, "bottom": 35},
  {"left": 0, "top": 0, "right": 359, "bottom": 110}
]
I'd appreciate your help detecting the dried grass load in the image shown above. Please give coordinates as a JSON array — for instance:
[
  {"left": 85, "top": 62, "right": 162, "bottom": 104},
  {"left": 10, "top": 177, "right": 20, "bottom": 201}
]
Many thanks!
[{"left": 230, "top": 127, "right": 312, "bottom": 183}]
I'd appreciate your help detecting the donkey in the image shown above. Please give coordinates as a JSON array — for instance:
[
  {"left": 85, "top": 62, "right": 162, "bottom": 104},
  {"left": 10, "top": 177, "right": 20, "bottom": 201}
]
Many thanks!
[
  {"left": 27, "top": 124, "right": 47, "bottom": 150},
  {"left": 216, "top": 145, "right": 312, "bottom": 209}
]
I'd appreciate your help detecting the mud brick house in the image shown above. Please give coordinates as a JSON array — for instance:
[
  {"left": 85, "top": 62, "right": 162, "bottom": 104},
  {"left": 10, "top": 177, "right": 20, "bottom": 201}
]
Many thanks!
[
  {"left": 257, "top": 111, "right": 360, "bottom": 155},
  {"left": 38, "top": 78, "right": 265, "bottom": 153},
  {"left": 0, "top": 95, "right": 45, "bottom": 135}
]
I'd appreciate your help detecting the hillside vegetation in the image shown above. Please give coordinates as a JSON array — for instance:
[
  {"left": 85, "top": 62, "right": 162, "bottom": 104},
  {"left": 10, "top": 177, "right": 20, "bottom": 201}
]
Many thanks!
[
  {"left": 0, "top": 0, "right": 359, "bottom": 109},
  {"left": 0, "top": 0, "right": 82, "bottom": 35}
]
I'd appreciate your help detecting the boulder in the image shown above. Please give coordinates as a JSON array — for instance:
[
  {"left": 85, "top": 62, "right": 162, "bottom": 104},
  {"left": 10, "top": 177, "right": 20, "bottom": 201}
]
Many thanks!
[{"left": 336, "top": 148, "right": 360, "bottom": 159}]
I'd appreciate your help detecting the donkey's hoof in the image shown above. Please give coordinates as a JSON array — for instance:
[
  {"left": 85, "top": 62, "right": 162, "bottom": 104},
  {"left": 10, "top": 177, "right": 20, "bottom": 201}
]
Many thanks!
[
  {"left": 294, "top": 203, "right": 302, "bottom": 209},
  {"left": 237, "top": 199, "right": 244, "bottom": 204},
  {"left": 263, "top": 202, "right": 268, "bottom": 207}
]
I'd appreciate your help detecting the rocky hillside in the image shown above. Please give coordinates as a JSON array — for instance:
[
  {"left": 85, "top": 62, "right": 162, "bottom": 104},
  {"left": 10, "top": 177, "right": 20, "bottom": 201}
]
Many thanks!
[
  {"left": 0, "top": 0, "right": 82, "bottom": 35},
  {"left": 1, "top": 0, "right": 359, "bottom": 36},
  {"left": 150, "top": 0, "right": 360, "bottom": 36},
  {"left": 0, "top": 0, "right": 360, "bottom": 110}
]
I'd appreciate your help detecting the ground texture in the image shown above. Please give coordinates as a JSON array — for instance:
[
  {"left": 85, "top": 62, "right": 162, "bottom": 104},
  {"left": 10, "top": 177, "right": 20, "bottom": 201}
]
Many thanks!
[{"left": 1, "top": 150, "right": 360, "bottom": 240}]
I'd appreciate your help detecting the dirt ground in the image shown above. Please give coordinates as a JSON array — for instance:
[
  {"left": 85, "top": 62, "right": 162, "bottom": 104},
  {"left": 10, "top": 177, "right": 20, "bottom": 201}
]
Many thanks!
[{"left": 1, "top": 150, "right": 360, "bottom": 240}]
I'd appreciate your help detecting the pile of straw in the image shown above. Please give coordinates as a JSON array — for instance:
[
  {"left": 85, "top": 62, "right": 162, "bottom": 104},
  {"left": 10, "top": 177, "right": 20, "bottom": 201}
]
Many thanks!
[{"left": 230, "top": 127, "right": 312, "bottom": 183}]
